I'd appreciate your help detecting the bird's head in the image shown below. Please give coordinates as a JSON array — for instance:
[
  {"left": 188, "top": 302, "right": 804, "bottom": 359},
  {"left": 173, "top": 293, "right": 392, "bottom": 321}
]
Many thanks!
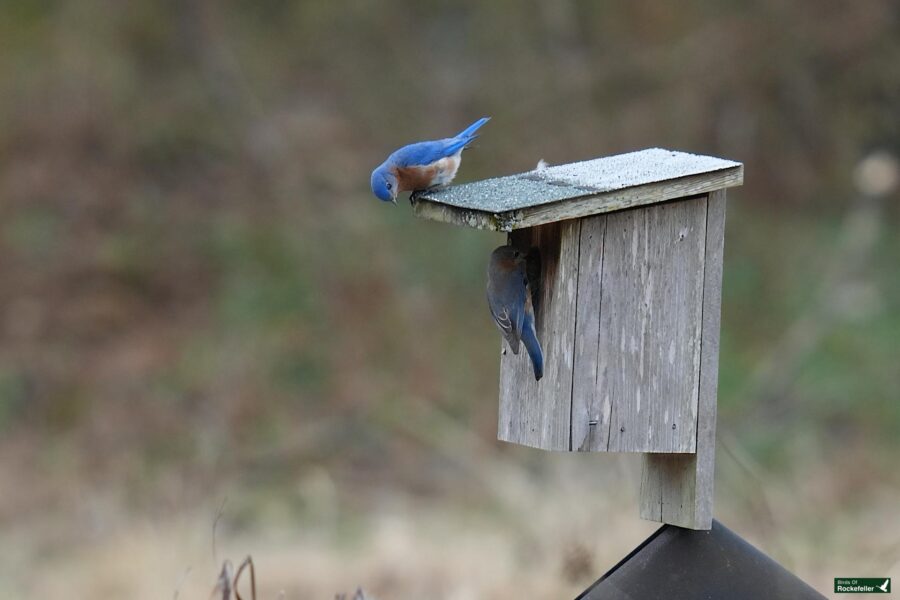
[
  {"left": 490, "top": 245, "right": 526, "bottom": 270},
  {"left": 370, "top": 165, "right": 398, "bottom": 203}
]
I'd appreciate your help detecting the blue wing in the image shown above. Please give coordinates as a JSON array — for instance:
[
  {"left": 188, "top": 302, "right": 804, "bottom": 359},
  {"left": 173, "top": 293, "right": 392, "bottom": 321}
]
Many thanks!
[
  {"left": 389, "top": 117, "right": 490, "bottom": 167},
  {"left": 389, "top": 140, "right": 455, "bottom": 167},
  {"left": 487, "top": 271, "right": 527, "bottom": 352}
]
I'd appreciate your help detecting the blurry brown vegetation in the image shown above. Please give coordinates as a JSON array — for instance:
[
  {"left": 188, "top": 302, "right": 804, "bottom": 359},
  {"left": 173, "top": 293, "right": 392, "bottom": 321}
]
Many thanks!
[
  {"left": 0, "top": 1, "right": 898, "bottom": 598},
  {"left": 210, "top": 556, "right": 256, "bottom": 600}
]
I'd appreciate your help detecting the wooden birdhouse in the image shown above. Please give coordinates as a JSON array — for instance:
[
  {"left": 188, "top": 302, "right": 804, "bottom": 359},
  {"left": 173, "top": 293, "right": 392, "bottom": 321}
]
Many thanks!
[{"left": 412, "top": 148, "right": 743, "bottom": 530}]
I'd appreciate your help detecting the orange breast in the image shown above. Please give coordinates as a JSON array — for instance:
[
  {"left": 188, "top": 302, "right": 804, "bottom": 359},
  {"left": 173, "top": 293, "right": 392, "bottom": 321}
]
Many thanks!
[{"left": 395, "top": 165, "right": 438, "bottom": 192}]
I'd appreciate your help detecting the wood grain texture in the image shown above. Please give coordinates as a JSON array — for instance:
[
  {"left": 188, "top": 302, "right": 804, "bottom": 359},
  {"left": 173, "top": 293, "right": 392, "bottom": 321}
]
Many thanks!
[
  {"left": 413, "top": 167, "right": 742, "bottom": 232},
  {"left": 571, "top": 215, "right": 608, "bottom": 451},
  {"left": 499, "top": 199, "right": 710, "bottom": 454},
  {"left": 599, "top": 199, "right": 707, "bottom": 453},
  {"left": 639, "top": 190, "right": 727, "bottom": 530},
  {"left": 498, "top": 220, "right": 581, "bottom": 450},
  {"left": 693, "top": 188, "right": 727, "bottom": 526}
]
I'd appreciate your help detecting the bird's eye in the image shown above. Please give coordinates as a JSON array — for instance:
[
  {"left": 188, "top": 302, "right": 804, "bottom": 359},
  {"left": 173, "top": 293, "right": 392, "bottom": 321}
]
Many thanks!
[
  {"left": 386, "top": 183, "right": 393, "bottom": 190},
  {"left": 513, "top": 251, "right": 520, "bottom": 258}
]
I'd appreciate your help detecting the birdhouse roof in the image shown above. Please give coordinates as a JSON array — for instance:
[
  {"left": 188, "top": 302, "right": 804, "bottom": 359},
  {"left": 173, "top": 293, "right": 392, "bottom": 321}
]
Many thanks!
[{"left": 412, "top": 148, "right": 742, "bottom": 231}]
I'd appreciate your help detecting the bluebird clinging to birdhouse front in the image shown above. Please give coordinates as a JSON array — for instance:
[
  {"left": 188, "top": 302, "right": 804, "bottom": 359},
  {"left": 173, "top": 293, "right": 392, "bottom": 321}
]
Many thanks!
[
  {"left": 487, "top": 245, "right": 544, "bottom": 381},
  {"left": 370, "top": 117, "right": 490, "bottom": 203}
]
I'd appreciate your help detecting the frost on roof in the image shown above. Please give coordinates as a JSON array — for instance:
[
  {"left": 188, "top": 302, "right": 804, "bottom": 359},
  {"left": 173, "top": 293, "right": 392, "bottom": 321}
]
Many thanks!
[{"left": 420, "top": 148, "right": 741, "bottom": 213}]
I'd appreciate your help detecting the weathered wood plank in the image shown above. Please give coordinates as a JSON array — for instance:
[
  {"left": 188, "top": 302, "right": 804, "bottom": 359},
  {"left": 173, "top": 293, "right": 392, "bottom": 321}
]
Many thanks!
[
  {"left": 571, "top": 214, "right": 608, "bottom": 451},
  {"left": 692, "top": 188, "right": 727, "bottom": 526},
  {"left": 641, "top": 455, "right": 699, "bottom": 526},
  {"left": 412, "top": 148, "right": 743, "bottom": 232},
  {"left": 639, "top": 453, "right": 695, "bottom": 523},
  {"left": 639, "top": 190, "right": 727, "bottom": 529},
  {"left": 639, "top": 453, "right": 663, "bottom": 521},
  {"left": 498, "top": 219, "right": 581, "bottom": 450},
  {"left": 599, "top": 199, "right": 707, "bottom": 453}
]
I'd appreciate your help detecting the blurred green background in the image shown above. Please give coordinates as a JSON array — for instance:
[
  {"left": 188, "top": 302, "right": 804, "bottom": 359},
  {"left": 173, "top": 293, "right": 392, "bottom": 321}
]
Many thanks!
[{"left": 1, "top": 1, "right": 898, "bottom": 597}]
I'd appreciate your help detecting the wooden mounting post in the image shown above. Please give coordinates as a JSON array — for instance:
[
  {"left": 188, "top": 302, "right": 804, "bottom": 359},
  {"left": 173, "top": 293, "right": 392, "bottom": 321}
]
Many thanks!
[
  {"left": 413, "top": 149, "right": 742, "bottom": 530},
  {"left": 638, "top": 189, "right": 726, "bottom": 529}
]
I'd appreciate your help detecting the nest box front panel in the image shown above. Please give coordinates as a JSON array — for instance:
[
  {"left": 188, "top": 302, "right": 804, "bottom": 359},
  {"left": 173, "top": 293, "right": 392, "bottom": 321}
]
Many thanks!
[
  {"left": 499, "top": 195, "right": 715, "bottom": 453},
  {"left": 498, "top": 220, "right": 580, "bottom": 451}
]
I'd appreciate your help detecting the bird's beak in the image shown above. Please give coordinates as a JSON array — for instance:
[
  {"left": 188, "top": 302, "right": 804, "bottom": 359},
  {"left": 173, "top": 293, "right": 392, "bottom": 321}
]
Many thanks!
[{"left": 390, "top": 196, "right": 397, "bottom": 205}]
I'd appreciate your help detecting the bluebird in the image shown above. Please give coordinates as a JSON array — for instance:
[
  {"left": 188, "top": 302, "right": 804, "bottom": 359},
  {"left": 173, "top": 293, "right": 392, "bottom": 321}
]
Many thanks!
[
  {"left": 370, "top": 117, "right": 490, "bottom": 203},
  {"left": 487, "top": 245, "right": 544, "bottom": 381}
]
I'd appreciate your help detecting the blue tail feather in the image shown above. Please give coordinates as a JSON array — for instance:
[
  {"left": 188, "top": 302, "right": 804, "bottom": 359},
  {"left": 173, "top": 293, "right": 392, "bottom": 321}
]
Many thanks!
[
  {"left": 443, "top": 117, "right": 490, "bottom": 156},
  {"left": 455, "top": 117, "right": 490, "bottom": 141},
  {"left": 521, "top": 314, "right": 544, "bottom": 381}
]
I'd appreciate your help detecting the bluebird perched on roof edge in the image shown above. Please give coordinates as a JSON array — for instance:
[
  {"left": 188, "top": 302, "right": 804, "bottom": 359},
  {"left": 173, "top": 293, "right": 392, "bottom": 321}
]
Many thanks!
[
  {"left": 487, "top": 245, "right": 544, "bottom": 381},
  {"left": 370, "top": 117, "right": 490, "bottom": 203}
]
